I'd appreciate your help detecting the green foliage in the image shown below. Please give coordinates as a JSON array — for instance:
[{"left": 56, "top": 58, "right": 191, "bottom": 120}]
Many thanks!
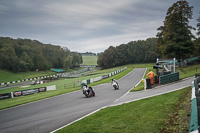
[
  {"left": 98, "top": 46, "right": 116, "bottom": 68},
  {"left": 97, "top": 38, "right": 159, "bottom": 68},
  {"left": 157, "top": 0, "right": 195, "bottom": 61},
  {"left": 194, "top": 37, "right": 200, "bottom": 56},
  {"left": 0, "top": 37, "right": 82, "bottom": 72},
  {"left": 197, "top": 13, "right": 200, "bottom": 35},
  {"left": 81, "top": 52, "right": 96, "bottom": 56}
]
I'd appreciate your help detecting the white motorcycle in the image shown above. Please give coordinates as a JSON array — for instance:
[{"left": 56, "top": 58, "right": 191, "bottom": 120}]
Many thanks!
[{"left": 111, "top": 81, "right": 119, "bottom": 90}]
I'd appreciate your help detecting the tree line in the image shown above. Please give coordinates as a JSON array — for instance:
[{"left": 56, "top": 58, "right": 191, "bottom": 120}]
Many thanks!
[
  {"left": 97, "top": 38, "right": 160, "bottom": 68},
  {"left": 0, "top": 37, "right": 82, "bottom": 72},
  {"left": 98, "top": 0, "right": 200, "bottom": 68},
  {"left": 81, "top": 52, "right": 97, "bottom": 56}
]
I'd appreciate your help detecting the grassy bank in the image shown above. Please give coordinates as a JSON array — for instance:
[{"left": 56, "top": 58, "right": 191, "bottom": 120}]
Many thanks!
[
  {"left": 0, "top": 70, "right": 56, "bottom": 83},
  {"left": 81, "top": 55, "right": 97, "bottom": 65},
  {"left": 0, "top": 65, "right": 133, "bottom": 110},
  {"left": 56, "top": 87, "right": 191, "bottom": 133},
  {"left": 177, "top": 64, "right": 200, "bottom": 79}
]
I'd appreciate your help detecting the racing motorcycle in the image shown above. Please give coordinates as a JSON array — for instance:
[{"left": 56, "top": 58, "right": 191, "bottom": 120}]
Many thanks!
[
  {"left": 82, "top": 86, "right": 95, "bottom": 98},
  {"left": 112, "top": 81, "right": 119, "bottom": 90}
]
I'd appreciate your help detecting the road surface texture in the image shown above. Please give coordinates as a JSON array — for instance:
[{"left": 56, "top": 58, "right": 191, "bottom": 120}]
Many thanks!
[
  {"left": 111, "top": 77, "right": 194, "bottom": 106},
  {"left": 0, "top": 68, "right": 146, "bottom": 133}
]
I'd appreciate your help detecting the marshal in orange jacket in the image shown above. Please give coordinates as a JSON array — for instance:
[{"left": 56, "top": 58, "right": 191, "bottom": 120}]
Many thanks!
[{"left": 146, "top": 70, "right": 154, "bottom": 85}]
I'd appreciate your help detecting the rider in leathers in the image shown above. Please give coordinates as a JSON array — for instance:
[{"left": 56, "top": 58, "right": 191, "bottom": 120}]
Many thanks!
[{"left": 111, "top": 79, "right": 119, "bottom": 87}]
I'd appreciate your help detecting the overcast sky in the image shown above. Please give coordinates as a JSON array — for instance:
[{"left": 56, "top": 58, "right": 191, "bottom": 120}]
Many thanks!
[{"left": 0, "top": 0, "right": 199, "bottom": 53}]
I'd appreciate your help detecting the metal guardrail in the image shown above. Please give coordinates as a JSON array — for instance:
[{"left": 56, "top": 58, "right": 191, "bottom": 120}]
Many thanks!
[
  {"left": 189, "top": 76, "right": 200, "bottom": 133},
  {"left": 159, "top": 72, "right": 179, "bottom": 85}
]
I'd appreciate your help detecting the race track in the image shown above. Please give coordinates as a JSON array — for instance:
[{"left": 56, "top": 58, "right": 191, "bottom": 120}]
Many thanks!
[{"left": 0, "top": 68, "right": 146, "bottom": 133}]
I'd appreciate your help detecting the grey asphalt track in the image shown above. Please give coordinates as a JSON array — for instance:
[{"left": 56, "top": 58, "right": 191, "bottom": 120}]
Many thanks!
[
  {"left": 111, "top": 77, "right": 195, "bottom": 107},
  {"left": 0, "top": 81, "right": 32, "bottom": 89},
  {"left": 0, "top": 68, "right": 146, "bottom": 133}
]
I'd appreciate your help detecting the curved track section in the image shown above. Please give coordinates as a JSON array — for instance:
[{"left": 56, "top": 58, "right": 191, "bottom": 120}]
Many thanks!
[{"left": 0, "top": 68, "right": 146, "bottom": 133}]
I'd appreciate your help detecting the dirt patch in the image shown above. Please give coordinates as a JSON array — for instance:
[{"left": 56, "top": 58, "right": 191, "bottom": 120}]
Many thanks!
[{"left": 160, "top": 87, "right": 191, "bottom": 133}]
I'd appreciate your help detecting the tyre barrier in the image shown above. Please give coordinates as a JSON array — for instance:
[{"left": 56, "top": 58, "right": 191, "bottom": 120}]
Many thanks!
[
  {"left": 190, "top": 76, "right": 200, "bottom": 133},
  {"left": 0, "top": 75, "right": 58, "bottom": 86}
]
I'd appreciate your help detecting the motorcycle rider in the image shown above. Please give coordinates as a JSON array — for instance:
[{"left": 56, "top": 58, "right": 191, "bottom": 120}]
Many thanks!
[
  {"left": 111, "top": 79, "right": 119, "bottom": 88},
  {"left": 81, "top": 82, "right": 88, "bottom": 88},
  {"left": 81, "top": 82, "right": 90, "bottom": 94}
]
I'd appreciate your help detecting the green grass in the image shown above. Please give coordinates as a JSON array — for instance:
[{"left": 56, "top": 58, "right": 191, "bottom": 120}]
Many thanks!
[
  {"left": 56, "top": 87, "right": 190, "bottom": 133},
  {"left": 81, "top": 55, "right": 97, "bottom": 65},
  {"left": 130, "top": 80, "right": 144, "bottom": 92},
  {"left": 0, "top": 69, "right": 56, "bottom": 83},
  {"left": 0, "top": 65, "right": 132, "bottom": 110},
  {"left": 1, "top": 63, "right": 198, "bottom": 109},
  {"left": 177, "top": 64, "right": 200, "bottom": 79}
]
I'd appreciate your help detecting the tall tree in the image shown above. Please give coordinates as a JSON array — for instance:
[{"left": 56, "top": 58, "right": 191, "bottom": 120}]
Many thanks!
[
  {"left": 194, "top": 13, "right": 200, "bottom": 56},
  {"left": 114, "top": 44, "right": 129, "bottom": 66},
  {"left": 99, "top": 46, "right": 116, "bottom": 68},
  {"left": 157, "top": 0, "right": 195, "bottom": 62},
  {"left": 197, "top": 12, "right": 200, "bottom": 35}
]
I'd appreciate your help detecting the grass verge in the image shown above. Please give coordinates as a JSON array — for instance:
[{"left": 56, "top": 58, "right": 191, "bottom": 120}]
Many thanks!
[
  {"left": 0, "top": 70, "right": 56, "bottom": 83},
  {"left": 56, "top": 87, "right": 191, "bottom": 133},
  {"left": 160, "top": 87, "right": 191, "bottom": 133},
  {"left": 177, "top": 64, "right": 200, "bottom": 79},
  {"left": 0, "top": 65, "right": 133, "bottom": 110}
]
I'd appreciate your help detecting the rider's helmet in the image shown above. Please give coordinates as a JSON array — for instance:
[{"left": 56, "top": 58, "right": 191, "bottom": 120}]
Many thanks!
[
  {"left": 111, "top": 79, "right": 114, "bottom": 81},
  {"left": 82, "top": 82, "right": 86, "bottom": 86}
]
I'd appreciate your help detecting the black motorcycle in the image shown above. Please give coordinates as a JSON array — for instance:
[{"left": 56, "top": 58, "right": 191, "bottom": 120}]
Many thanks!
[{"left": 82, "top": 86, "right": 95, "bottom": 98}]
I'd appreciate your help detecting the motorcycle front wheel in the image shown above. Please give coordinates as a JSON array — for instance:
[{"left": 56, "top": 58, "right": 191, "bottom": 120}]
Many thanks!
[{"left": 84, "top": 91, "right": 89, "bottom": 98}]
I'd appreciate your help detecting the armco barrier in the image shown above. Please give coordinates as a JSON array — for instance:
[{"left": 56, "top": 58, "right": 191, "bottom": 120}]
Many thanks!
[
  {"left": 190, "top": 98, "right": 199, "bottom": 132},
  {"left": 159, "top": 72, "right": 179, "bottom": 85},
  {"left": 189, "top": 76, "right": 200, "bottom": 133}
]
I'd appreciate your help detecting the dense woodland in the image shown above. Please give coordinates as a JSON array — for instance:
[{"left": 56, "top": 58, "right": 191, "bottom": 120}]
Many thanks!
[
  {"left": 97, "top": 38, "right": 159, "bottom": 68},
  {"left": 0, "top": 37, "right": 82, "bottom": 72},
  {"left": 97, "top": 0, "right": 200, "bottom": 68}
]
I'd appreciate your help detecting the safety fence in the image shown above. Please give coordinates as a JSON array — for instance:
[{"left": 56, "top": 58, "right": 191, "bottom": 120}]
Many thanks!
[
  {"left": 0, "top": 85, "right": 56, "bottom": 100},
  {"left": 159, "top": 72, "right": 179, "bottom": 85},
  {"left": 81, "top": 67, "right": 127, "bottom": 85},
  {"left": 189, "top": 76, "right": 200, "bottom": 132},
  {"left": 0, "top": 75, "right": 58, "bottom": 86}
]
